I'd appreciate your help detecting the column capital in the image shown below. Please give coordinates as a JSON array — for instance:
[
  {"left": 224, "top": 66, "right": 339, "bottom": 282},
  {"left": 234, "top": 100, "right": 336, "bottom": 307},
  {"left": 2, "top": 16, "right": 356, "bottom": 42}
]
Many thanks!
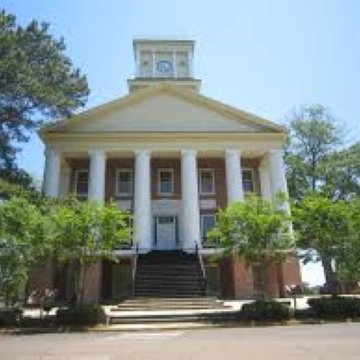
[
  {"left": 134, "top": 149, "right": 151, "bottom": 157},
  {"left": 181, "top": 149, "right": 198, "bottom": 157},
  {"left": 44, "top": 146, "right": 60, "bottom": 157},
  {"left": 225, "top": 148, "right": 242, "bottom": 157},
  {"left": 88, "top": 148, "right": 106, "bottom": 157},
  {"left": 268, "top": 149, "right": 284, "bottom": 157}
]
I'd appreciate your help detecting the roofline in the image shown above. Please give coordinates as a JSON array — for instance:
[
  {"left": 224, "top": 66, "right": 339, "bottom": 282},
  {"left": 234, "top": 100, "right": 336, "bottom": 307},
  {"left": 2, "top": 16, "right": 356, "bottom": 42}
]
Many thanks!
[
  {"left": 39, "top": 83, "right": 286, "bottom": 139},
  {"left": 133, "top": 38, "right": 195, "bottom": 45}
]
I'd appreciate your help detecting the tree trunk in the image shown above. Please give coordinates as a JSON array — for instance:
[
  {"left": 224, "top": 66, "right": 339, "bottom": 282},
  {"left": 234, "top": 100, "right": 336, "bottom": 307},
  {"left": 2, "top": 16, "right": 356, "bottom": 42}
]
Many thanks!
[
  {"left": 74, "top": 260, "right": 86, "bottom": 307},
  {"left": 261, "top": 263, "right": 267, "bottom": 299},
  {"left": 311, "top": 154, "right": 317, "bottom": 191},
  {"left": 321, "top": 256, "right": 338, "bottom": 294}
]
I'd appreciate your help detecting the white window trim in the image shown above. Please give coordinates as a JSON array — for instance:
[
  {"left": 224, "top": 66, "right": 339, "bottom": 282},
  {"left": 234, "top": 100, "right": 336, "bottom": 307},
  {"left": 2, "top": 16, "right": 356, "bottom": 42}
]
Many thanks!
[
  {"left": 201, "top": 214, "right": 216, "bottom": 239},
  {"left": 157, "top": 168, "right": 174, "bottom": 196},
  {"left": 74, "top": 169, "right": 89, "bottom": 197},
  {"left": 242, "top": 167, "right": 255, "bottom": 193},
  {"left": 199, "top": 168, "right": 215, "bottom": 195},
  {"left": 116, "top": 169, "right": 133, "bottom": 197}
]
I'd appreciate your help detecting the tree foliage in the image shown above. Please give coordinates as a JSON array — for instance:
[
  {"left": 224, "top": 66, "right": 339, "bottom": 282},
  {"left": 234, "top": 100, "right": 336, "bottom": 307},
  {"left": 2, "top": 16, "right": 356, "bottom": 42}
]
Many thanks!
[
  {"left": 209, "top": 195, "right": 294, "bottom": 296},
  {"left": 321, "top": 142, "right": 360, "bottom": 200},
  {"left": 49, "top": 199, "right": 131, "bottom": 305},
  {"left": 0, "top": 10, "right": 89, "bottom": 172},
  {"left": 336, "top": 198, "right": 360, "bottom": 284},
  {"left": 0, "top": 195, "right": 131, "bottom": 306},
  {"left": 0, "top": 197, "right": 49, "bottom": 305},
  {"left": 285, "top": 104, "right": 360, "bottom": 289},
  {"left": 292, "top": 193, "right": 353, "bottom": 288},
  {"left": 285, "top": 104, "right": 341, "bottom": 199}
]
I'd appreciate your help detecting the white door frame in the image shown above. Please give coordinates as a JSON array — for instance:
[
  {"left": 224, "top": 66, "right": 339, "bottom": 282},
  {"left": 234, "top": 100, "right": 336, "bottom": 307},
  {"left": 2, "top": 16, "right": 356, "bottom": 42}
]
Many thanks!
[{"left": 153, "top": 215, "right": 178, "bottom": 250}]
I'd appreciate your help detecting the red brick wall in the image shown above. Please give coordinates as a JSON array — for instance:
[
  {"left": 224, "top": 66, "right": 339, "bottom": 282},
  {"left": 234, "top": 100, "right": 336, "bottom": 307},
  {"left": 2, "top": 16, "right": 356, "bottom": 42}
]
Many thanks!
[
  {"left": 281, "top": 256, "right": 302, "bottom": 287},
  {"left": 232, "top": 257, "right": 254, "bottom": 299},
  {"left": 27, "top": 259, "right": 55, "bottom": 304},
  {"left": 265, "top": 262, "right": 280, "bottom": 297},
  {"left": 219, "top": 256, "right": 254, "bottom": 299},
  {"left": 220, "top": 257, "right": 235, "bottom": 299},
  {"left": 264, "top": 257, "right": 302, "bottom": 298},
  {"left": 82, "top": 262, "right": 102, "bottom": 304}
]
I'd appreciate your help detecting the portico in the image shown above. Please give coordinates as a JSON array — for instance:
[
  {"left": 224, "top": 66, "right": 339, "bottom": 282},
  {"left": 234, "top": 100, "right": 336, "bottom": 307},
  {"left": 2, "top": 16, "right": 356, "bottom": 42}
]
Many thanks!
[{"left": 42, "top": 145, "right": 289, "bottom": 254}]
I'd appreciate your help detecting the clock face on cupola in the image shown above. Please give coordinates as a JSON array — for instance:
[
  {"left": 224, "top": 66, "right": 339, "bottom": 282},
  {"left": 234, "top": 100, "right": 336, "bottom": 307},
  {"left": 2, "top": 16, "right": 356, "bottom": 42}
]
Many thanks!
[
  {"left": 129, "top": 39, "right": 200, "bottom": 92},
  {"left": 156, "top": 60, "right": 173, "bottom": 76}
]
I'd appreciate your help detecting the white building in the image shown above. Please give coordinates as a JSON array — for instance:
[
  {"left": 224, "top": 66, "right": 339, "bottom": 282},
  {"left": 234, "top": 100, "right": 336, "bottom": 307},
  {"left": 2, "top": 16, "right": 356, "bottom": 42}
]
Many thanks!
[{"left": 30, "top": 39, "right": 300, "bottom": 302}]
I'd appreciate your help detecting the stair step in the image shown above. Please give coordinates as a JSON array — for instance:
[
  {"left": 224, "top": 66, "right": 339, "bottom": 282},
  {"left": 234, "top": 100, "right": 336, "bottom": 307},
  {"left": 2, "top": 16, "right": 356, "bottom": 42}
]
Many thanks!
[
  {"left": 134, "top": 250, "right": 206, "bottom": 297},
  {"left": 108, "top": 309, "right": 238, "bottom": 324}
]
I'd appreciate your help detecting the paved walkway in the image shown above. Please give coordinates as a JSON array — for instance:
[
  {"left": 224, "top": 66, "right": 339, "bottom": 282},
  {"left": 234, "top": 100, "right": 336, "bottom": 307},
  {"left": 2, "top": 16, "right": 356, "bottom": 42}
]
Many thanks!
[{"left": 1, "top": 323, "right": 360, "bottom": 359}]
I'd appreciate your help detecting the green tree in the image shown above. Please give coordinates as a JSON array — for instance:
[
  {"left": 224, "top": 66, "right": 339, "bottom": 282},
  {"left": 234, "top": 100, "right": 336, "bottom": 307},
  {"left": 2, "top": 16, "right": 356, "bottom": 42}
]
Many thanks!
[
  {"left": 0, "top": 10, "right": 89, "bottom": 176},
  {"left": 285, "top": 104, "right": 341, "bottom": 199},
  {"left": 49, "top": 199, "right": 131, "bottom": 305},
  {"left": 0, "top": 197, "right": 49, "bottom": 305},
  {"left": 336, "top": 198, "right": 360, "bottom": 287},
  {"left": 292, "top": 194, "right": 353, "bottom": 291},
  {"left": 321, "top": 142, "right": 360, "bottom": 200},
  {"left": 0, "top": 178, "right": 41, "bottom": 203},
  {"left": 208, "top": 195, "right": 294, "bottom": 297}
]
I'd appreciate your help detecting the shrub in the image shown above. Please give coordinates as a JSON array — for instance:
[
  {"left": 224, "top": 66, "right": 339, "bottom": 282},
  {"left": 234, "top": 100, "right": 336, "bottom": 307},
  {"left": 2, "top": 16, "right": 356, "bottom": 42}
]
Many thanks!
[
  {"left": 240, "top": 300, "right": 291, "bottom": 322},
  {"left": 56, "top": 305, "right": 106, "bottom": 326},
  {"left": 0, "top": 308, "right": 23, "bottom": 327},
  {"left": 307, "top": 296, "right": 360, "bottom": 319},
  {"left": 294, "top": 308, "right": 315, "bottom": 320}
]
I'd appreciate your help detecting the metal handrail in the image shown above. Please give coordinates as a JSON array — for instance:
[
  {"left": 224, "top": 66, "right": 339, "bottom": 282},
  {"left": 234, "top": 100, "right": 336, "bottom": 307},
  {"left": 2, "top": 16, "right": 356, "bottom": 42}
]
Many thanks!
[
  {"left": 132, "top": 243, "right": 139, "bottom": 295},
  {"left": 195, "top": 242, "right": 206, "bottom": 282}
]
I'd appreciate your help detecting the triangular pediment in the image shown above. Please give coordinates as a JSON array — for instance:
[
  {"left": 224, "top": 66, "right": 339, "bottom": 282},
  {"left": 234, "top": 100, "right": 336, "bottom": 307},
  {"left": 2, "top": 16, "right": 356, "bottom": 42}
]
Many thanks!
[{"left": 40, "top": 84, "right": 285, "bottom": 136}]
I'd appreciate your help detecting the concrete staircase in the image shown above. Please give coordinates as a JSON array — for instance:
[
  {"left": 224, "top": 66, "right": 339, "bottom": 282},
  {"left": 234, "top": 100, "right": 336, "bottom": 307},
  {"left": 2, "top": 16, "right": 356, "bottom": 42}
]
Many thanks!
[
  {"left": 108, "top": 297, "right": 237, "bottom": 325},
  {"left": 134, "top": 251, "right": 206, "bottom": 298}
]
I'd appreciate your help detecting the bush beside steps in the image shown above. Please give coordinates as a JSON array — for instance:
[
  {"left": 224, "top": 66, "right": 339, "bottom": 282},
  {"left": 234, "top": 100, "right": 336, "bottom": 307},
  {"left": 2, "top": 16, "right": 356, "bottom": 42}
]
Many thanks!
[
  {"left": 239, "top": 300, "right": 291, "bottom": 322},
  {"left": 307, "top": 296, "right": 360, "bottom": 319},
  {"left": 56, "top": 305, "right": 106, "bottom": 326},
  {"left": 0, "top": 308, "right": 23, "bottom": 327}
]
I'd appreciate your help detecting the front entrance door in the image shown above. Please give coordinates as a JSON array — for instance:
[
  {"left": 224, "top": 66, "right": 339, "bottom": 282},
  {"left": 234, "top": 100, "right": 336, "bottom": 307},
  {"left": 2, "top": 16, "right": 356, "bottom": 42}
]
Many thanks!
[{"left": 154, "top": 216, "right": 177, "bottom": 250}]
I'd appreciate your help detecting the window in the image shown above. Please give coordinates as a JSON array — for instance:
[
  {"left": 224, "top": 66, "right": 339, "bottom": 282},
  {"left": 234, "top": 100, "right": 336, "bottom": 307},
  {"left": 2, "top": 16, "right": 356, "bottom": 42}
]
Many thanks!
[
  {"left": 75, "top": 170, "right": 89, "bottom": 197},
  {"left": 116, "top": 169, "right": 133, "bottom": 196},
  {"left": 242, "top": 169, "right": 255, "bottom": 193},
  {"left": 201, "top": 214, "right": 216, "bottom": 241},
  {"left": 158, "top": 169, "right": 174, "bottom": 195},
  {"left": 199, "top": 169, "right": 215, "bottom": 195}
]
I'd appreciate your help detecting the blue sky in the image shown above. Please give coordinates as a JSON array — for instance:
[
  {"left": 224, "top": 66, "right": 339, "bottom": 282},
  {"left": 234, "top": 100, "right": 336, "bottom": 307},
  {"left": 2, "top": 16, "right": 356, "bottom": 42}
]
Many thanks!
[{"left": 3, "top": 0, "right": 360, "bottom": 285}]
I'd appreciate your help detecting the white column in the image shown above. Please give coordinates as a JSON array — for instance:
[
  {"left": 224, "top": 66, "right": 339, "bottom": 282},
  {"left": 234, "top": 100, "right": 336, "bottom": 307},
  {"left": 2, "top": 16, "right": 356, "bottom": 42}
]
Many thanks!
[
  {"left": 268, "top": 150, "right": 291, "bottom": 213},
  {"left": 172, "top": 51, "right": 177, "bottom": 78},
  {"left": 188, "top": 50, "right": 193, "bottom": 77},
  {"left": 43, "top": 147, "right": 61, "bottom": 197},
  {"left": 59, "top": 163, "right": 71, "bottom": 197},
  {"left": 225, "top": 149, "right": 244, "bottom": 204},
  {"left": 134, "top": 150, "right": 152, "bottom": 253},
  {"left": 135, "top": 48, "right": 141, "bottom": 77},
  {"left": 259, "top": 155, "right": 272, "bottom": 200},
  {"left": 181, "top": 149, "right": 201, "bottom": 252},
  {"left": 88, "top": 149, "right": 106, "bottom": 202},
  {"left": 152, "top": 49, "right": 156, "bottom": 77}
]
